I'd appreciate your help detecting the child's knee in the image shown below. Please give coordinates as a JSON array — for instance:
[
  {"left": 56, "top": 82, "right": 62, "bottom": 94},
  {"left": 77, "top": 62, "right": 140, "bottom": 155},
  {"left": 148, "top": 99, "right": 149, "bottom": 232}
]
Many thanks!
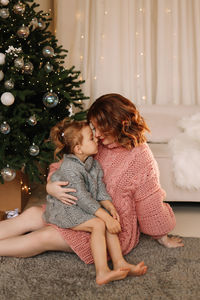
[{"left": 92, "top": 218, "right": 106, "bottom": 231}]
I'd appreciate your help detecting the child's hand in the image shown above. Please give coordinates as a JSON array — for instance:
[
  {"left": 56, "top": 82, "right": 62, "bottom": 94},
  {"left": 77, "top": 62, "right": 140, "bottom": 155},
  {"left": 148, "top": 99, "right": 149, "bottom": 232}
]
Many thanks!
[
  {"left": 105, "top": 217, "right": 121, "bottom": 234},
  {"left": 108, "top": 207, "right": 120, "bottom": 223}
]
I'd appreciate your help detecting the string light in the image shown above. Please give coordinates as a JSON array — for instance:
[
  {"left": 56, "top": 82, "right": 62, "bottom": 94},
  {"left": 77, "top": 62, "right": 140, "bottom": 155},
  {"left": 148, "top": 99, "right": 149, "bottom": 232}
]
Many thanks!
[
  {"left": 94, "top": 76, "right": 97, "bottom": 80},
  {"left": 81, "top": 34, "right": 84, "bottom": 39},
  {"left": 76, "top": 12, "right": 81, "bottom": 19},
  {"left": 166, "top": 8, "right": 171, "bottom": 13},
  {"left": 140, "top": 52, "right": 144, "bottom": 56},
  {"left": 104, "top": 11, "right": 108, "bottom": 15}
]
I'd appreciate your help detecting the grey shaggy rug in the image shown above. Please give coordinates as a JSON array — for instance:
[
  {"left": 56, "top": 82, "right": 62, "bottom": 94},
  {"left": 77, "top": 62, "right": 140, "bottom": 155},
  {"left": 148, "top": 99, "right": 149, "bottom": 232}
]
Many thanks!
[{"left": 0, "top": 234, "right": 200, "bottom": 300}]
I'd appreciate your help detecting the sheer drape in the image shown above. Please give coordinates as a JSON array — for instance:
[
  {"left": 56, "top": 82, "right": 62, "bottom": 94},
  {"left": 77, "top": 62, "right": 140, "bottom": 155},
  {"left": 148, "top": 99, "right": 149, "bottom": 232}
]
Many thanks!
[{"left": 54, "top": 0, "right": 200, "bottom": 107}]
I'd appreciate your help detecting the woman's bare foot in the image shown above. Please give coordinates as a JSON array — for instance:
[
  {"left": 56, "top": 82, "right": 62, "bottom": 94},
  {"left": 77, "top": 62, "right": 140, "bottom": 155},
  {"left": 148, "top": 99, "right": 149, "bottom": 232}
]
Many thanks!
[
  {"left": 96, "top": 268, "right": 129, "bottom": 285},
  {"left": 157, "top": 235, "right": 184, "bottom": 248},
  {"left": 114, "top": 261, "right": 147, "bottom": 276}
]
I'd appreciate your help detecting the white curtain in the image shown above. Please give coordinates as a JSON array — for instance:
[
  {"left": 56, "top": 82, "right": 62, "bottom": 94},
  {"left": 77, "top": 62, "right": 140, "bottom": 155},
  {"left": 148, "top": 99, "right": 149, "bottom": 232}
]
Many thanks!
[{"left": 54, "top": 0, "right": 200, "bottom": 108}]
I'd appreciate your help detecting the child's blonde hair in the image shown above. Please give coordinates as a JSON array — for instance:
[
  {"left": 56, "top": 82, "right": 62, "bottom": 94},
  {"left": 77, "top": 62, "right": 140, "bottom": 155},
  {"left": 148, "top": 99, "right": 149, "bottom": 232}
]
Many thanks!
[{"left": 50, "top": 118, "right": 88, "bottom": 160}]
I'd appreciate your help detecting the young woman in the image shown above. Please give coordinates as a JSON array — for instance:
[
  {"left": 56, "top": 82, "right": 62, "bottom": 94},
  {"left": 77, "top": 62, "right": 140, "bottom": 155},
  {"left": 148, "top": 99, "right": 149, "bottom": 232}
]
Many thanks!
[
  {"left": 43, "top": 119, "right": 147, "bottom": 285},
  {"left": 0, "top": 94, "right": 183, "bottom": 269}
]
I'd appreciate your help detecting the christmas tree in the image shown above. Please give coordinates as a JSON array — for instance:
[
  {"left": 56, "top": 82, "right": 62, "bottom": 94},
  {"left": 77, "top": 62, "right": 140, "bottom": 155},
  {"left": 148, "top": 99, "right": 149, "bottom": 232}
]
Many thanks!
[{"left": 0, "top": 0, "right": 88, "bottom": 184}]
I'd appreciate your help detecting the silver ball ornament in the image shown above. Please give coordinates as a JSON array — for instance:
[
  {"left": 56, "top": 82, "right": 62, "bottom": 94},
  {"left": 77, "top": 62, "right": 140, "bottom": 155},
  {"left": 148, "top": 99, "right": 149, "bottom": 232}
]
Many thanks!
[
  {"left": 4, "top": 79, "right": 14, "bottom": 90},
  {"left": 0, "top": 121, "right": 10, "bottom": 134},
  {"left": 13, "top": 2, "right": 26, "bottom": 15},
  {"left": 27, "top": 115, "right": 37, "bottom": 126},
  {"left": 0, "top": 53, "right": 5, "bottom": 65},
  {"left": 29, "top": 144, "right": 40, "bottom": 156},
  {"left": 17, "top": 25, "right": 30, "bottom": 39},
  {"left": 42, "top": 46, "right": 54, "bottom": 58},
  {"left": 0, "top": 0, "right": 9, "bottom": 6},
  {"left": 43, "top": 92, "right": 59, "bottom": 108},
  {"left": 0, "top": 70, "right": 4, "bottom": 81},
  {"left": 0, "top": 8, "right": 9, "bottom": 18},
  {"left": 30, "top": 17, "right": 38, "bottom": 30},
  {"left": 23, "top": 61, "right": 34, "bottom": 74},
  {"left": 44, "top": 62, "right": 53, "bottom": 73},
  {"left": 1, "top": 167, "right": 16, "bottom": 182},
  {"left": 14, "top": 57, "right": 24, "bottom": 69},
  {"left": 1, "top": 92, "right": 15, "bottom": 106},
  {"left": 38, "top": 19, "right": 46, "bottom": 30}
]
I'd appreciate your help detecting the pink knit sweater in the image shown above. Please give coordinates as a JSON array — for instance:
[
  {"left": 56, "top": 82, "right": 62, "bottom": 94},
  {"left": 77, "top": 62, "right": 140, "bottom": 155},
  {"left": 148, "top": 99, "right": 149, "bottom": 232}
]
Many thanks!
[{"left": 47, "top": 143, "right": 176, "bottom": 264}]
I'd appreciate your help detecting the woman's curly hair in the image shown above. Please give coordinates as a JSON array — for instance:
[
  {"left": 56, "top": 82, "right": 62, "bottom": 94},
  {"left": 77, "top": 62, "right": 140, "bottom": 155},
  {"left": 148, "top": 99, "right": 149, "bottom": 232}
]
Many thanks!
[
  {"left": 50, "top": 118, "right": 88, "bottom": 160},
  {"left": 87, "top": 93, "right": 150, "bottom": 149}
]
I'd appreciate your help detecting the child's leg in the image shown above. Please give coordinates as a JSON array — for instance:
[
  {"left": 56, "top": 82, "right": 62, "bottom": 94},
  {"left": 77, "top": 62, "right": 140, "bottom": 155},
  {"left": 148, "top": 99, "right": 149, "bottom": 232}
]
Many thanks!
[
  {"left": 73, "top": 218, "right": 129, "bottom": 285},
  {"left": 0, "top": 206, "right": 44, "bottom": 240},
  {"left": 106, "top": 231, "right": 147, "bottom": 276}
]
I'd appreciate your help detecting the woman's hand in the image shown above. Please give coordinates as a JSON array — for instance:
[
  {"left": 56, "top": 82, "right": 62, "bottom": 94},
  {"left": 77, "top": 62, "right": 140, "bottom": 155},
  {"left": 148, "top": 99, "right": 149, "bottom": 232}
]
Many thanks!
[
  {"left": 157, "top": 235, "right": 184, "bottom": 248},
  {"left": 46, "top": 180, "right": 77, "bottom": 205}
]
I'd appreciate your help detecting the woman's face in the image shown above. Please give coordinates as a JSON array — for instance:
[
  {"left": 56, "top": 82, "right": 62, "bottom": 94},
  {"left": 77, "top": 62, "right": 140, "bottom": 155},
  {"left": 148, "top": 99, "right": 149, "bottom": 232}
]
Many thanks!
[{"left": 90, "top": 119, "right": 115, "bottom": 146}]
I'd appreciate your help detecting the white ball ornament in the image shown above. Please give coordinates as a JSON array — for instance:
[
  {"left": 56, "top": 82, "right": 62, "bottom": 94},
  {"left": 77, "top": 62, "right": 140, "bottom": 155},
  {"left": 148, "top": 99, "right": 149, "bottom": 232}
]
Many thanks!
[
  {"left": 0, "top": 0, "right": 9, "bottom": 6},
  {"left": 0, "top": 53, "right": 6, "bottom": 65},
  {"left": 0, "top": 70, "right": 4, "bottom": 81},
  {"left": 1, "top": 92, "right": 15, "bottom": 106}
]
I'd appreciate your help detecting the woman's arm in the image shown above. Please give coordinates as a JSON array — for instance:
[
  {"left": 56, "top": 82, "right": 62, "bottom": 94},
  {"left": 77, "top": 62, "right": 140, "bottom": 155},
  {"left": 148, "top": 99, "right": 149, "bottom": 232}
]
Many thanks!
[
  {"left": 133, "top": 145, "right": 184, "bottom": 248},
  {"left": 46, "top": 161, "right": 77, "bottom": 205}
]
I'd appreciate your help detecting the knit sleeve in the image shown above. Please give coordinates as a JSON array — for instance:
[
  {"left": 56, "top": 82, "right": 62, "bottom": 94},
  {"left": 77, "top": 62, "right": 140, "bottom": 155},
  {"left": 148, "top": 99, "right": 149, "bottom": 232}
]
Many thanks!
[
  {"left": 47, "top": 161, "right": 62, "bottom": 181},
  {"left": 133, "top": 145, "right": 176, "bottom": 238},
  {"left": 95, "top": 160, "right": 112, "bottom": 202}
]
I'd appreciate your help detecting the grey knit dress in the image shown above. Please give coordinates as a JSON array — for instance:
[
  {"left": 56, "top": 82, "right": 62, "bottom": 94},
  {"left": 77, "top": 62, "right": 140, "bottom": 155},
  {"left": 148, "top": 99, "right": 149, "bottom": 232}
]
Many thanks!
[{"left": 43, "top": 154, "right": 112, "bottom": 228}]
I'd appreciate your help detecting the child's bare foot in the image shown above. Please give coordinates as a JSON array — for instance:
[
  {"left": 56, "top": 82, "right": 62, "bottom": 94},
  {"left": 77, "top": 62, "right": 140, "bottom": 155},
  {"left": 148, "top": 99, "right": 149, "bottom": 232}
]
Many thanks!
[
  {"left": 114, "top": 261, "right": 147, "bottom": 276},
  {"left": 157, "top": 235, "right": 184, "bottom": 248},
  {"left": 96, "top": 268, "right": 129, "bottom": 285}
]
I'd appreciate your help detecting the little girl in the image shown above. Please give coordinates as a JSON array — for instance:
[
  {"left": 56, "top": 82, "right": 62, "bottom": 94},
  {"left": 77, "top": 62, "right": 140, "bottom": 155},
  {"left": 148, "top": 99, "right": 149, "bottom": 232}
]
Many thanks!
[{"left": 43, "top": 118, "right": 147, "bottom": 285}]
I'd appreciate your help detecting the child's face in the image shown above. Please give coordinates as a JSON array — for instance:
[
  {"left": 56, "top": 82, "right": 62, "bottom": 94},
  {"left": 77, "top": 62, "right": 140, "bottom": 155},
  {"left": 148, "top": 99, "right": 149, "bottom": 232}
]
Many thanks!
[{"left": 80, "top": 125, "right": 98, "bottom": 156}]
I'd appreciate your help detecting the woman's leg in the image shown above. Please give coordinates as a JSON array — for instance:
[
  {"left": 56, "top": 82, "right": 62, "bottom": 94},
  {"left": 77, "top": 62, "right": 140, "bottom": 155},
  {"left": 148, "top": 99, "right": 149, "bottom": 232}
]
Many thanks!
[
  {"left": 105, "top": 231, "right": 147, "bottom": 276},
  {"left": 0, "top": 206, "right": 45, "bottom": 239},
  {"left": 0, "top": 206, "right": 72, "bottom": 257},
  {"left": 0, "top": 225, "right": 72, "bottom": 257},
  {"left": 73, "top": 218, "right": 129, "bottom": 285}
]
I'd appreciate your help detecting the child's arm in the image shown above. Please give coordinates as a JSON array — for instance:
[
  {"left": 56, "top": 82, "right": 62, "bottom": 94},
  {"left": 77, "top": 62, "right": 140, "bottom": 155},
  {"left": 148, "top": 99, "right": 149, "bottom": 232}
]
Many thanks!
[
  {"left": 95, "top": 207, "right": 121, "bottom": 234},
  {"left": 100, "top": 200, "right": 120, "bottom": 223}
]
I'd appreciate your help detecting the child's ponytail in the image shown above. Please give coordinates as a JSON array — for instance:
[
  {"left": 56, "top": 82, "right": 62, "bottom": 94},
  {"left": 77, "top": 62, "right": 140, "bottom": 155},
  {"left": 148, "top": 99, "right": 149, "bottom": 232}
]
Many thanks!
[{"left": 50, "top": 118, "right": 88, "bottom": 160}]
